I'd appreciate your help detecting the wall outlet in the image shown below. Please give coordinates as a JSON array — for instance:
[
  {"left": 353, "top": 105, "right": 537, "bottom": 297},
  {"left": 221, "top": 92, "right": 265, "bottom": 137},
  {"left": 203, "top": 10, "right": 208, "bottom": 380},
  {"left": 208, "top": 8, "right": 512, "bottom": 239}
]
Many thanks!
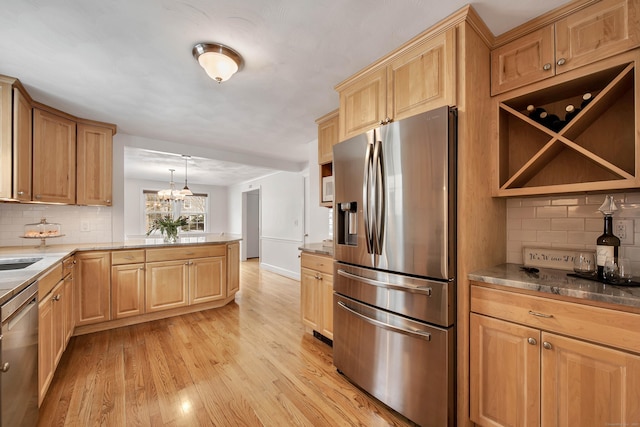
[
  {"left": 614, "top": 219, "right": 634, "bottom": 245},
  {"left": 80, "top": 221, "right": 90, "bottom": 232}
]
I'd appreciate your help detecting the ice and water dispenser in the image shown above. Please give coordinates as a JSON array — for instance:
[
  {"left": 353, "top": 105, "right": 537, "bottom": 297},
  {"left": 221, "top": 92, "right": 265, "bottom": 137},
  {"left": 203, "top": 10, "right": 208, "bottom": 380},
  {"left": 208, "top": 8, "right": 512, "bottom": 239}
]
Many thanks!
[{"left": 337, "top": 202, "right": 358, "bottom": 246}]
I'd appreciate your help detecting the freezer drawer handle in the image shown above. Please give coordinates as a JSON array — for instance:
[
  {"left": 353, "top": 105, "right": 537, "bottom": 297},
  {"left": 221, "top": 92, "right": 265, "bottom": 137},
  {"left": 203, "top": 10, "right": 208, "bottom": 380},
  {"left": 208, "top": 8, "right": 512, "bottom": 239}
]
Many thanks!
[
  {"left": 337, "top": 301, "right": 431, "bottom": 341},
  {"left": 337, "top": 269, "right": 432, "bottom": 296}
]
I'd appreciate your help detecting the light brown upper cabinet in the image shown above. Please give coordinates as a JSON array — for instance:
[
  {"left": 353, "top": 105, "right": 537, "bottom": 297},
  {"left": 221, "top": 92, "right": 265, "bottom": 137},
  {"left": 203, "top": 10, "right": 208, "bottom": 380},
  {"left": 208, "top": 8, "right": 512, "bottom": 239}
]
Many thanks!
[
  {"left": 491, "top": 0, "right": 640, "bottom": 95},
  {"left": 495, "top": 49, "right": 640, "bottom": 197},
  {"left": 317, "top": 110, "right": 339, "bottom": 165},
  {"left": 316, "top": 110, "right": 338, "bottom": 208},
  {"left": 77, "top": 123, "right": 113, "bottom": 206},
  {"left": 32, "top": 108, "right": 77, "bottom": 204},
  {"left": 337, "top": 28, "right": 456, "bottom": 141},
  {"left": 0, "top": 78, "right": 32, "bottom": 201}
]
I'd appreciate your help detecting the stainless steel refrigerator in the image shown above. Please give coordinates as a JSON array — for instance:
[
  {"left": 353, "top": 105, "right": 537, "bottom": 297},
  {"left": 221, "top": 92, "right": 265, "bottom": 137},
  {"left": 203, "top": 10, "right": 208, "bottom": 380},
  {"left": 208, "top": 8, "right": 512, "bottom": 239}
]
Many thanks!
[{"left": 333, "top": 105, "right": 456, "bottom": 427}]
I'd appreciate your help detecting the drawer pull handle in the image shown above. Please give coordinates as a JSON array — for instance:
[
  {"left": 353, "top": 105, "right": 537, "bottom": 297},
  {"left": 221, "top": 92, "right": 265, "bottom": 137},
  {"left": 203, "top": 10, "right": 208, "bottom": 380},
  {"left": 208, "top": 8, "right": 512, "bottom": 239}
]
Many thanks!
[
  {"left": 124, "top": 256, "right": 134, "bottom": 260},
  {"left": 528, "top": 310, "right": 553, "bottom": 319},
  {"left": 527, "top": 337, "right": 537, "bottom": 345}
]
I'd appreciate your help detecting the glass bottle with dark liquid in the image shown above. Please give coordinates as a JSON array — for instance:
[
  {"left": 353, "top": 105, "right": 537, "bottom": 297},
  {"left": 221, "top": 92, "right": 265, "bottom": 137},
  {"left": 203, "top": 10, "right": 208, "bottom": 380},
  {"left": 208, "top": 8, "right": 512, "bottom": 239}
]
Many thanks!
[{"left": 596, "top": 195, "right": 620, "bottom": 280}]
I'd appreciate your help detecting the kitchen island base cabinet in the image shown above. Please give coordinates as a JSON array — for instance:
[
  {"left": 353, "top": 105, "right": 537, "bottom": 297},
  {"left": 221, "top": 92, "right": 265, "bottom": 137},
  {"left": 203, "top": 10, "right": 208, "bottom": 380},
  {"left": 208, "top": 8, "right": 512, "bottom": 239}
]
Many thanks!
[
  {"left": 145, "top": 260, "right": 189, "bottom": 312},
  {"left": 190, "top": 256, "right": 226, "bottom": 305},
  {"left": 470, "top": 284, "right": 640, "bottom": 427},
  {"left": 227, "top": 242, "right": 240, "bottom": 296},
  {"left": 112, "top": 263, "right": 145, "bottom": 319}
]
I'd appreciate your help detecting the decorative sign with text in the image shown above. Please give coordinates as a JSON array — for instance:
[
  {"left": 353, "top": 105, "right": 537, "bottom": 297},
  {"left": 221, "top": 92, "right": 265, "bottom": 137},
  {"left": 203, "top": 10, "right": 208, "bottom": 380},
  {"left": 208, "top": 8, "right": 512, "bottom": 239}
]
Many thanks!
[{"left": 523, "top": 247, "right": 577, "bottom": 271}]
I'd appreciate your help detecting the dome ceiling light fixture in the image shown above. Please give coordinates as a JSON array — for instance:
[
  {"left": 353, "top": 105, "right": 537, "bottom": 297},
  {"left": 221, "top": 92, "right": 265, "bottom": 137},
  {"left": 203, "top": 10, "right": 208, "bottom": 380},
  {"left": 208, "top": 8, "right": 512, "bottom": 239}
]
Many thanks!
[{"left": 192, "top": 42, "right": 244, "bottom": 83}]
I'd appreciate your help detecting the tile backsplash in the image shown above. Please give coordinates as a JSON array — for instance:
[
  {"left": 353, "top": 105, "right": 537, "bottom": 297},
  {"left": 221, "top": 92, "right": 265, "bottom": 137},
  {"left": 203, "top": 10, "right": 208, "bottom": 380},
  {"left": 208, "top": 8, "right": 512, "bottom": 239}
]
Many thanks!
[
  {"left": 507, "top": 192, "right": 640, "bottom": 274},
  {"left": 0, "top": 204, "right": 112, "bottom": 247}
]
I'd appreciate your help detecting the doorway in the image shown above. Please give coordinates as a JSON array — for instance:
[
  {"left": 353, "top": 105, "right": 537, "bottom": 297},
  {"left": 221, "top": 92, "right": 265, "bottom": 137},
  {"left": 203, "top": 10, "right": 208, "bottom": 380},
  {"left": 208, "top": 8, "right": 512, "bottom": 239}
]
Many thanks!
[{"left": 242, "top": 188, "right": 260, "bottom": 260}]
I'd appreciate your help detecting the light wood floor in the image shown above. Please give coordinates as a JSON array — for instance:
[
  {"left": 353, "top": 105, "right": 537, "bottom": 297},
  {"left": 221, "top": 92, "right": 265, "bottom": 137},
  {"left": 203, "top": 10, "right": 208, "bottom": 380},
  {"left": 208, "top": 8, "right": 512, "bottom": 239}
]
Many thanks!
[{"left": 38, "top": 259, "right": 415, "bottom": 426}]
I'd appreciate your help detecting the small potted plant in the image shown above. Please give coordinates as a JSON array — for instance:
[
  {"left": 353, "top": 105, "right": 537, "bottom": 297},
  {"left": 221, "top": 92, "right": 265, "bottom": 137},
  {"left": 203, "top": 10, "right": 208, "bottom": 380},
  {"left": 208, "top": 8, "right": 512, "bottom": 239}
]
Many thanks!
[{"left": 147, "top": 215, "right": 188, "bottom": 243}]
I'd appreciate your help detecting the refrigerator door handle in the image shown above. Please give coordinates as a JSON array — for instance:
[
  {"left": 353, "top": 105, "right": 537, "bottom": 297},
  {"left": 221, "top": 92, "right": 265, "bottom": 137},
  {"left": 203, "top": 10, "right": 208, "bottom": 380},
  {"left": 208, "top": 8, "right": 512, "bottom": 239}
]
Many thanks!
[
  {"left": 362, "top": 140, "right": 374, "bottom": 254},
  {"left": 372, "top": 137, "right": 385, "bottom": 255},
  {"left": 337, "top": 268, "right": 433, "bottom": 296},
  {"left": 336, "top": 301, "right": 432, "bottom": 341}
]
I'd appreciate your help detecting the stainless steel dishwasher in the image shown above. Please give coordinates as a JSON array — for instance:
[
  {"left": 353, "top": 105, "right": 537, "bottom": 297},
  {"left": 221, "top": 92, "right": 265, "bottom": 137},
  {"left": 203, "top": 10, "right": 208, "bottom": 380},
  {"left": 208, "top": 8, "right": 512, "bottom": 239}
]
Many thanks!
[{"left": 1, "top": 281, "right": 39, "bottom": 427}]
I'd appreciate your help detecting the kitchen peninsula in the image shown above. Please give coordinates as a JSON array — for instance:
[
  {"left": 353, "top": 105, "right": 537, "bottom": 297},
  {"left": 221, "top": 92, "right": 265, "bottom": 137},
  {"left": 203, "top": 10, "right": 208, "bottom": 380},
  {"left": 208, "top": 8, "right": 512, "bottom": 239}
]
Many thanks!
[{"left": 0, "top": 236, "right": 241, "bottom": 404}]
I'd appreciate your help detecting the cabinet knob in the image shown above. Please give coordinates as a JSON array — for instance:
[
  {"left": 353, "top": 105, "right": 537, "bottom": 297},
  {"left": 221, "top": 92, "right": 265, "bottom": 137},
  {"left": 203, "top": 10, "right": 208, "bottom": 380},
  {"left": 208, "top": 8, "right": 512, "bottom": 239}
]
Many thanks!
[
  {"left": 105, "top": 200, "right": 111, "bottom": 204},
  {"left": 379, "top": 117, "right": 392, "bottom": 125},
  {"left": 17, "top": 191, "right": 24, "bottom": 195},
  {"left": 53, "top": 294, "right": 61, "bottom": 301},
  {"left": 527, "top": 337, "right": 537, "bottom": 345},
  {"left": 0, "top": 362, "right": 9, "bottom": 373},
  {"left": 35, "top": 195, "right": 42, "bottom": 199},
  {"left": 542, "top": 341, "right": 553, "bottom": 350},
  {"left": 557, "top": 58, "right": 566, "bottom": 66},
  {"left": 543, "top": 63, "right": 552, "bottom": 71}
]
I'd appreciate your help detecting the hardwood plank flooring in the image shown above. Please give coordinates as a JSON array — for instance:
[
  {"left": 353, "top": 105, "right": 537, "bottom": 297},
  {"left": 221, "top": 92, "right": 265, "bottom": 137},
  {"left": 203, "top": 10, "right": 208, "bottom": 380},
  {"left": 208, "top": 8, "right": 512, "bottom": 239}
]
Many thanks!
[{"left": 38, "top": 259, "right": 416, "bottom": 426}]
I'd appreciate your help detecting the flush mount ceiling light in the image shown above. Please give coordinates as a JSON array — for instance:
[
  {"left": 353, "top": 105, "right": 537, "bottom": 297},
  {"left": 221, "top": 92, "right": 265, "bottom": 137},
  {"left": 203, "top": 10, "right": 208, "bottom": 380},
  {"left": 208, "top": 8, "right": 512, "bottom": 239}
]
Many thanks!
[{"left": 192, "top": 42, "right": 244, "bottom": 83}]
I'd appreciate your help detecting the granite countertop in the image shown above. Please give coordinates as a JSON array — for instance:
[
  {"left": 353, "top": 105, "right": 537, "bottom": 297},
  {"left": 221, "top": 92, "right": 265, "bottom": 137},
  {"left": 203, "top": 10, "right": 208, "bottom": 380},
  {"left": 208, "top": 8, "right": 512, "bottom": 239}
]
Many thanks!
[
  {"left": 469, "top": 263, "right": 640, "bottom": 311},
  {"left": 299, "top": 242, "right": 334, "bottom": 257},
  {"left": 0, "top": 234, "right": 242, "bottom": 305}
]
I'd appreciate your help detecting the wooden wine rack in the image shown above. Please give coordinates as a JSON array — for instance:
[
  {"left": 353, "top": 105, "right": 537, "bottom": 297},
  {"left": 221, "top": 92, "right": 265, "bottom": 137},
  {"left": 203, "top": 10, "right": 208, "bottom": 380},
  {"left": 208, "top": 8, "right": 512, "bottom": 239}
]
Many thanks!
[{"left": 495, "top": 50, "right": 640, "bottom": 197}]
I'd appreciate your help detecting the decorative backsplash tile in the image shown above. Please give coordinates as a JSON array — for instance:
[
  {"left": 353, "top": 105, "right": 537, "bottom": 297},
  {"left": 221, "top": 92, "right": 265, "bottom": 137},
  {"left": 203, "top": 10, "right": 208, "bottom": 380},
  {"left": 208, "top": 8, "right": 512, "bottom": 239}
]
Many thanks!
[
  {"left": 0, "top": 204, "right": 112, "bottom": 247},
  {"left": 507, "top": 192, "right": 640, "bottom": 275}
]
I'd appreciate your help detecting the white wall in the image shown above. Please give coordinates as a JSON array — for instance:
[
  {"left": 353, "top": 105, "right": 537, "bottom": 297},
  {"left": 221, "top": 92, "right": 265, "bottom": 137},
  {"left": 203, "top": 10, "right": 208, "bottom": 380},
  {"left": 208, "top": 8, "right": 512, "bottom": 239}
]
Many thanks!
[
  {"left": 305, "top": 140, "right": 332, "bottom": 242},
  {"left": 123, "top": 178, "right": 228, "bottom": 237},
  {"left": 229, "top": 171, "right": 305, "bottom": 280}
]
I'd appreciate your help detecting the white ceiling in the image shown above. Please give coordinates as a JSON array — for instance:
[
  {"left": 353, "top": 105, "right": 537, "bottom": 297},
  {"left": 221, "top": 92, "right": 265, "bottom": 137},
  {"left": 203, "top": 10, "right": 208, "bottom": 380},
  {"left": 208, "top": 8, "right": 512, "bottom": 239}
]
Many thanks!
[{"left": 0, "top": 0, "right": 570, "bottom": 185}]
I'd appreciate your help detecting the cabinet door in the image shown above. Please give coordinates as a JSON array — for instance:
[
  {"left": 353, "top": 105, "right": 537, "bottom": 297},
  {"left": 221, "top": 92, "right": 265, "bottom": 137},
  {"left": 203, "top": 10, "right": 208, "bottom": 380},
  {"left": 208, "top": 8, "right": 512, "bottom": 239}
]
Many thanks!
[
  {"left": 76, "top": 123, "right": 113, "bottom": 206},
  {"left": 338, "top": 67, "right": 387, "bottom": 141},
  {"left": 112, "top": 263, "right": 145, "bottom": 319},
  {"left": 38, "top": 295, "right": 54, "bottom": 406},
  {"left": 227, "top": 242, "right": 240, "bottom": 296},
  {"left": 13, "top": 87, "right": 32, "bottom": 201},
  {"left": 32, "top": 108, "right": 76, "bottom": 204},
  {"left": 491, "top": 25, "right": 555, "bottom": 96},
  {"left": 317, "top": 110, "right": 339, "bottom": 164},
  {"left": 389, "top": 28, "right": 456, "bottom": 120},
  {"left": 189, "top": 257, "right": 226, "bottom": 304},
  {"left": 145, "top": 260, "right": 188, "bottom": 312},
  {"left": 75, "top": 252, "right": 111, "bottom": 326},
  {"left": 319, "top": 272, "right": 333, "bottom": 340},
  {"left": 470, "top": 313, "right": 540, "bottom": 427},
  {"left": 555, "top": 0, "right": 640, "bottom": 74},
  {"left": 300, "top": 267, "right": 320, "bottom": 330},
  {"left": 541, "top": 332, "right": 640, "bottom": 427},
  {"left": 63, "top": 273, "right": 74, "bottom": 345}
]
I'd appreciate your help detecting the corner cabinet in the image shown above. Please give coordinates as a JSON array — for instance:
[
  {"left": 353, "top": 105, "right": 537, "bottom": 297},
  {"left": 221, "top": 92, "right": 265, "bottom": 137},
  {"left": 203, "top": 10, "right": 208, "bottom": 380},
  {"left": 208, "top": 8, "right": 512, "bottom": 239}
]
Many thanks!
[
  {"left": 336, "top": 28, "right": 456, "bottom": 141},
  {"left": 494, "top": 50, "right": 640, "bottom": 196},
  {"left": 300, "top": 252, "right": 334, "bottom": 340},
  {"left": 491, "top": 0, "right": 640, "bottom": 95},
  {"left": 470, "top": 283, "right": 640, "bottom": 426},
  {"left": 77, "top": 123, "right": 113, "bottom": 206},
  {"left": 32, "top": 108, "right": 77, "bottom": 204}
]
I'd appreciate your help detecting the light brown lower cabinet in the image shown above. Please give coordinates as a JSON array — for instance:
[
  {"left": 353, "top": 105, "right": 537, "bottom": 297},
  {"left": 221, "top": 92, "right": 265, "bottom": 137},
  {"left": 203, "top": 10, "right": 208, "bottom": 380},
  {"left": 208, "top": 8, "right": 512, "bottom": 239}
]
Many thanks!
[
  {"left": 470, "top": 284, "right": 640, "bottom": 427},
  {"left": 300, "top": 252, "right": 334, "bottom": 340},
  {"left": 75, "top": 251, "right": 111, "bottom": 326},
  {"left": 189, "top": 256, "right": 226, "bottom": 305},
  {"left": 111, "top": 263, "right": 145, "bottom": 319},
  {"left": 145, "top": 260, "right": 189, "bottom": 312},
  {"left": 227, "top": 242, "right": 240, "bottom": 295},
  {"left": 38, "top": 269, "right": 73, "bottom": 406}
]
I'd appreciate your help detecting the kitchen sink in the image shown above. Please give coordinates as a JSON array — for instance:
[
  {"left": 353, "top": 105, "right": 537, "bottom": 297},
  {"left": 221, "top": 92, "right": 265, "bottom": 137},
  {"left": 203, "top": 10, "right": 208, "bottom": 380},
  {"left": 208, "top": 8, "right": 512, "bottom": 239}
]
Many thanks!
[{"left": 0, "top": 258, "right": 43, "bottom": 271}]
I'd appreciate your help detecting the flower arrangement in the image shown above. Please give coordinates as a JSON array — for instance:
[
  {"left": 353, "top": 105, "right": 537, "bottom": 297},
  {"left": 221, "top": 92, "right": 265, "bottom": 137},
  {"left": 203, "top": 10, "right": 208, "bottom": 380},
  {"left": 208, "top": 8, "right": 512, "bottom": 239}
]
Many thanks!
[{"left": 147, "top": 215, "right": 188, "bottom": 243}]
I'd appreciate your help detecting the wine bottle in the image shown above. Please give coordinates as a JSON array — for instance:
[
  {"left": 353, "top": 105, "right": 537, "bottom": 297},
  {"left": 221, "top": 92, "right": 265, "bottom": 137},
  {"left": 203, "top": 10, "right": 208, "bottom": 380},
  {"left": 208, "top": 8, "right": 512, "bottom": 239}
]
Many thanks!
[
  {"left": 596, "top": 215, "right": 620, "bottom": 280},
  {"left": 565, "top": 104, "right": 581, "bottom": 122},
  {"left": 580, "top": 92, "right": 593, "bottom": 109},
  {"left": 526, "top": 105, "right": 545, "bottom": 123},
  {"left": 540, "top": 111, "right": 564, "bottom": 132},
  {"left": 596, "top": 195, "right": 620, "bottom": 281}
]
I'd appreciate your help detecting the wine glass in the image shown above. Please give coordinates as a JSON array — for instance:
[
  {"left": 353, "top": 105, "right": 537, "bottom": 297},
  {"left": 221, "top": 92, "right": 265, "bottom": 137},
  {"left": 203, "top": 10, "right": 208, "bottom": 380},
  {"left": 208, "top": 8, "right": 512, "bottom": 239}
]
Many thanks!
[
  {"left": 603, "top": 257, "right": 619, "bottom": 283},
  {"left": 617, "top": 258, "right": 633, "bottom": 283},
  {"left": 573, "top": 251, "right": 595, "bottom": 276}
]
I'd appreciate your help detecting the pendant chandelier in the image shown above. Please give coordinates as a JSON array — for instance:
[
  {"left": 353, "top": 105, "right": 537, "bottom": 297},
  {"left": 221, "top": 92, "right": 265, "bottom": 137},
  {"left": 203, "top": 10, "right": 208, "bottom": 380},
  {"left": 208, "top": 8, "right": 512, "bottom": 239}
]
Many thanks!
[
  {"left": 158, "top": 169, "right": 184, "bottom": 201},
  {"left": 180, "top": 155, "right": 193, "bottom": 196}
]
